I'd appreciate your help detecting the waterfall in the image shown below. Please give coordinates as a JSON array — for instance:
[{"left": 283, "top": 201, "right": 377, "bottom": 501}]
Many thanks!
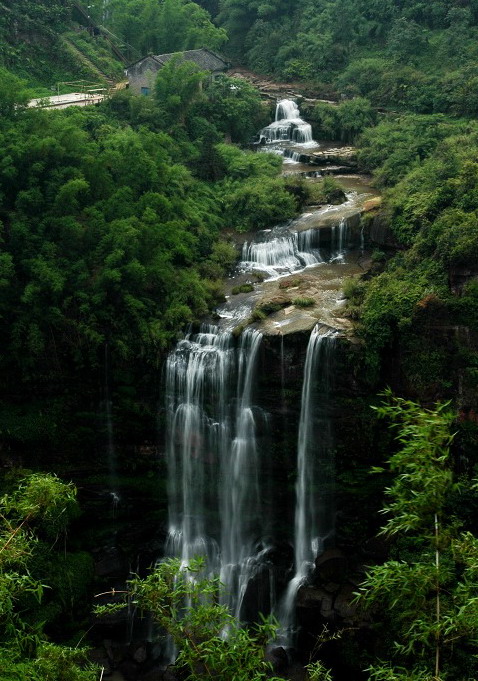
[
  {"left": 297, "top": 228, "right": 322, "bottom": 263},
  {"left": 239, "top": 212, "right": 362, "bottom": 281},
  {"left": 284, "top": 150, "right": 303, "bottom": 164},
  {"left": 277, "top": 325, "right": 337, "bottom": 645},
  {"left": 241, "top": 230, "right": 322, "bottom": 278},
  {"left": 220, "top": 329, "right": 263, "bottom": 619},
  {"left": 165, "top": 325, "right": 265, "bottom": 620},
  {"left": 259, "top": 99, "right": 315, "bottom": 146},
  {"left": 331, "top": 217, "right": 349, "bottom": 262}
]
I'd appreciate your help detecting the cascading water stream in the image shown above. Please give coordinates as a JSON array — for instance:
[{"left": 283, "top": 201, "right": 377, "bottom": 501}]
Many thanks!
[
  {"left": 220, "top": 329, "right": 263, "bottom": 619},
  {"left": 259, "top": 99, "right": 315, "bottom": 146},
  {"left": 165, "top": 325, "right": 265, "bottom": 622},
  {"left": 240, "top": 229, "right": 323, "bottom": 279},
  {"left": 331, "top": 217, "right": 349, "bottom": 262},
  {"left": 277, "top": 324, "right": 337, "bottom": 645}
]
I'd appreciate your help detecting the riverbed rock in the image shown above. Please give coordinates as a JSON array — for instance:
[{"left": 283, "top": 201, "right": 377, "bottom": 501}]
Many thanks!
[{"left": 368, "top": 212, "right": 401, "bottom": 249}]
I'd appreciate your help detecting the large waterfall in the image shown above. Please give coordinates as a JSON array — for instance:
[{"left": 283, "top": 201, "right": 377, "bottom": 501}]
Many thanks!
[
  {"left": 165, "top": 326, "right": 266, "bottom": 619},
  {"left": 259, "top": 99, "right": 315, "bottom": 146},
  {"left": 165, "top": 319, "right": 338, "bottom": 648},
  {"left": 162, "top": 97, "right": 366, "bottom": 649},
  {"left": 219, "top": 328, "right": 263, "bottom": 619}
]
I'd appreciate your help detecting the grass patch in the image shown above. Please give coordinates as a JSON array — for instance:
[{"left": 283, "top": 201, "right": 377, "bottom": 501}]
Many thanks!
[
  {"left": 251, "top": 308, "right": 267, "bottom": 321},
  {"left": 250, "top": 298, "right": 291, "bottom": 321},
  {"left": 307, "top": 176, "right": 346, "bottom": 205},
  {"left": 279, "top": 278, "right": 302, "bottom": 289},
  {"left": 292, "top": 297, "right": 315, "bottom": 308},
  {"left": 231, "top": 283, "right": 254, "bottom": 295}
]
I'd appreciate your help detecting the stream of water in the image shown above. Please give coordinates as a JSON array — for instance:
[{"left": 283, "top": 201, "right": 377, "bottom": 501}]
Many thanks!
[
  {"left": 259, "top": 99, "right": 316, "bottom": 146},
  {"left": 163, "top": 101, "right": 373, "bottom": 653},
  {"left": 165, "top": 326, "right": 267, "bottom": 621},
  {"left": 277, "top": 324, "right": 337, "bottom": 645}
]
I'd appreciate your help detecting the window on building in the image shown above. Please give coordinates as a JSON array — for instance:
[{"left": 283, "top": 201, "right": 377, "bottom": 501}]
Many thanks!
[{"left": 141, "top": 87, "right": 150, "bottom": 95}]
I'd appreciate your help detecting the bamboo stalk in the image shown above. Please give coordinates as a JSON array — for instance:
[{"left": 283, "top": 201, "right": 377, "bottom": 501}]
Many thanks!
[{"left": 435, "top": 512, "right": 440, "bottom": 681}]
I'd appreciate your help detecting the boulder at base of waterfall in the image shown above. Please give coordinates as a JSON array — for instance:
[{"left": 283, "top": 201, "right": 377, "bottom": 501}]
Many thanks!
[
  {"left": 266, "top": 646, "right": 289, "bottom": 673},
  {"left": 333, "top": 583, "right": 357, "bottom": 619},
  {"left": 297, "top": 586, "right": 335, "bottom": 619},
  {"left": 94, "top": 545, "right": 129, "bottom": 578},
  {"left": 314, "top": 548, "right": 347, "bottom": 581}
]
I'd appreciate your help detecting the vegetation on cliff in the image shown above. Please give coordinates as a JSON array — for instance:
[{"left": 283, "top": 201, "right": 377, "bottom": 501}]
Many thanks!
[
  {"left": 0, "top": 0, "right": 124, "bottom": 89},
  {"left": 0, "top": 66, "right": 293, "bottom": 454},
  {"left": 355, "top": 393, "right": 478, "bottom": 680},
  {"left": 0, "top": 472, "right": 97, "bottom": 680}
]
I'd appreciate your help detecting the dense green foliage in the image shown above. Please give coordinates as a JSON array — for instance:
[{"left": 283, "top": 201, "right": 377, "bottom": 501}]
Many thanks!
[
  {"left": 2, "top": 2, "right": 478, "bottom": 680},
  {"left": 89, "top": 0, "right": 227, "bottom": 54},
  {"left": 204, "top": 0, "right": 478, "bottom": 116},
  {"left": 310, "top": 97, "right": 377, "bottom": 143},
  {"left": 356, "top": 394, "right": 478, "bottom": 680},
  {"left": 0, "top": 0, "right": 124, "bottom": 88},
  {"left": 342, "top": 113, "right": 478, "bottom": 397},
  {"left": 0, "top": 67, "right": 293, "bottom": 452},
  {"left": 0, "top": 473, "right": 97, "bottom": 680},
  {"left": 97, "top": 557, "right": 285, "bottom": 681}
]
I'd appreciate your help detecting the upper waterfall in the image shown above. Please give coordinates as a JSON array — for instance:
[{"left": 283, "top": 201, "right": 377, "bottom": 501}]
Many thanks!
[{"left": 259, "top": 99, "right": 315, "bottom": 146}]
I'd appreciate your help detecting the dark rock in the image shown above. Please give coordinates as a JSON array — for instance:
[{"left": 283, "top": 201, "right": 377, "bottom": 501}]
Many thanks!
[
  {"left": 449, "top": 267, "right": 478, "bottom": 296},
  {"left": 323, "top": 581, "right": 341, "bottom": 593},
  {"left": 297, "top": 585, "right": 335, "bottom": 619},
  {"left": 133, "top": 645, "right": 148, "bottom": 664},
  {"left": 265, "top": 645, "right": 289, "bottom": 673},
  {"left": 117, "top": 659, "right": 139, "bottom": 681},
  {"left": 95, "top": 546, "right": 129, "bottom": 578},
  {"left": 361, "top": 536, "right": 389, "bottom": 562},
  {"left": 333, "top": 583, "right": 357, "bottom": 619},
  {"left": 142, "top": 668, "right": 169, "bottom": 681},
  {"left": 328, "top": 188, "right": 347, "bottom": 204},
  {"left": 88, "top": 648, "right": 112, "bottom": 674},
  {"left": 368, "top": 212, "right": 400, "bottom": 249},
  {"left": 314, "top": 548, "right": 347, "bottom": 581}
]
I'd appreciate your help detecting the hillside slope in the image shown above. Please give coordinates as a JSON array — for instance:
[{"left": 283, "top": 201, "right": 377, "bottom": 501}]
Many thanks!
[{"left": 0, "top": 0, "right": 124, "bottom": 91}]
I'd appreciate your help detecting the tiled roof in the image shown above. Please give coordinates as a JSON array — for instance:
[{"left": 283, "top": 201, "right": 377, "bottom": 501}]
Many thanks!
[{"left": 155, "top": 48, "right": 228, "bottom": 72}]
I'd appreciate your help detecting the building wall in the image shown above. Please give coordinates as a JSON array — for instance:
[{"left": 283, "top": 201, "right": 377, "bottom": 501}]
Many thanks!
[
  {"left": 126, "top": 55, "right": 228, "bottom": 95},
  {"left": 127, "top": 57, "right": 161, "bottom": 95}
]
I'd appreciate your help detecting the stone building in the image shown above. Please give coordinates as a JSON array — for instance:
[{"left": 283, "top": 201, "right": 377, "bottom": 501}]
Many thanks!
[{"left": 125, "top": 48, "right": 229, "bottom": 95}]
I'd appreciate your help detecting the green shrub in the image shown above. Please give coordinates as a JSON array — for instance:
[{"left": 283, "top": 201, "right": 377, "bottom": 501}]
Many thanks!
[
  {"left": 279, "top": 278, "right": 301, "bottom": 289},
  {"left": 292, "top": 296, "right": 315, "bottom": 307},
  {"left": 343, "top": 278, "right": 366, "bottom": 303},
  {"left": 231, "top": 283, "right": 254, "bottom": 295},
  {"left": 222, "top": 176, "right": 297, "bottom": 232},
  {"left": 308, "top": 176, "right": 346, "bottom": 205},
  {"left": 251, "top": 308, "right": 267, "bottom": 321}
]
